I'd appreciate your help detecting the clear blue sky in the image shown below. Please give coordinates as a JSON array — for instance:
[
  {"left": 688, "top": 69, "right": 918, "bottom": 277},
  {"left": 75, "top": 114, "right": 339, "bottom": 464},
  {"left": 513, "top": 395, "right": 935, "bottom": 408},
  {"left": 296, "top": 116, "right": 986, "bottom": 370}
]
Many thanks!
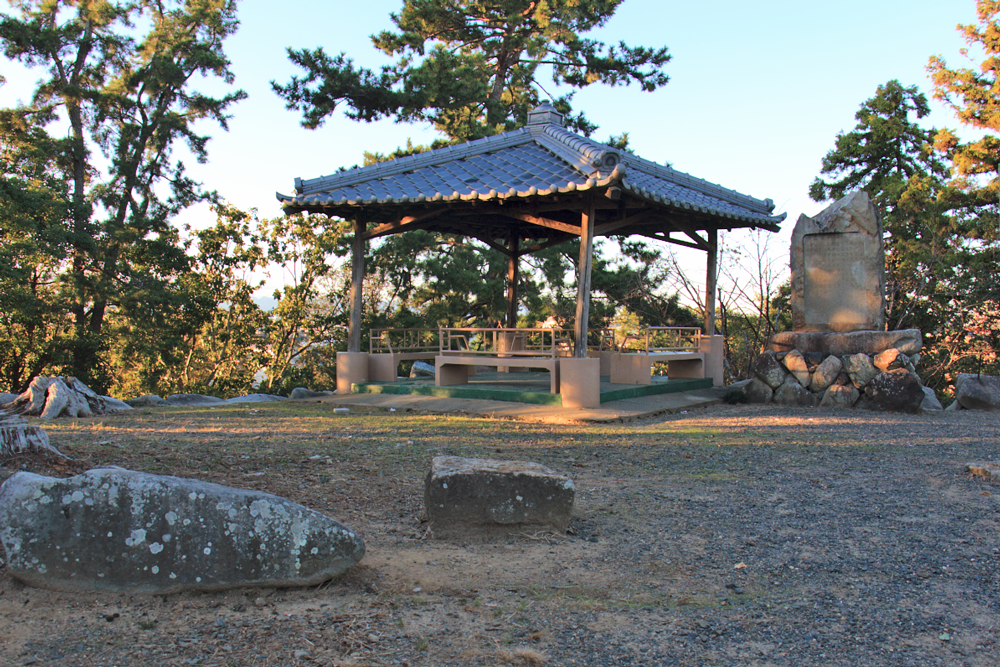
[{"left": 0, "top": 0, "right": 983, "bottom": 298}]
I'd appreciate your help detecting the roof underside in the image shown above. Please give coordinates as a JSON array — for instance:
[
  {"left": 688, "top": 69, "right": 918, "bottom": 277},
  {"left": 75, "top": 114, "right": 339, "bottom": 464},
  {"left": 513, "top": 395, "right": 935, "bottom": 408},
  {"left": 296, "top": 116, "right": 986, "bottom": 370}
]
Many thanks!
[{"left": 277, "top": 105, "right": 786, "bottom": 255}]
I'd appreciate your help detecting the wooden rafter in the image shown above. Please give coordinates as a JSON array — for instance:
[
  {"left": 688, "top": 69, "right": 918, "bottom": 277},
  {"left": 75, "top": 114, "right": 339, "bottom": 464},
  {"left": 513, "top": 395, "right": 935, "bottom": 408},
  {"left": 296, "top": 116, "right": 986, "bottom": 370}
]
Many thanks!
[{"left": 499, "top": 210, "right": 581, "bottom": 237}]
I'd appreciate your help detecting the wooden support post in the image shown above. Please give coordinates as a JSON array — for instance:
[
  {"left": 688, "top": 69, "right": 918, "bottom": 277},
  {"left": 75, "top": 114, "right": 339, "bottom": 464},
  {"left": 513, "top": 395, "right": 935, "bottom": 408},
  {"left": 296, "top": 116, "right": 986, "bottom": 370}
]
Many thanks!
[
  {"left": 573, "top": 200, "right": 596, "bottom": 358},
  {"left": 705, "top": 227, "right": 718, "bottom": 336},
  {"left": 348, "top": 216, "right": 365, "bottom": 353},
  {"left": 506, "top": 235, "right": 519, "bottom": 328}
]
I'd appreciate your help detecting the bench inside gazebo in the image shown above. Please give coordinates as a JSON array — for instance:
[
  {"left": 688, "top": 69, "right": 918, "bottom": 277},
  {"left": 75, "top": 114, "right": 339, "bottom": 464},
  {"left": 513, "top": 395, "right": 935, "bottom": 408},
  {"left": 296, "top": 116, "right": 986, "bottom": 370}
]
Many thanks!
[{"left": 278, "top": 104, "right": 785, "bottom": 407}]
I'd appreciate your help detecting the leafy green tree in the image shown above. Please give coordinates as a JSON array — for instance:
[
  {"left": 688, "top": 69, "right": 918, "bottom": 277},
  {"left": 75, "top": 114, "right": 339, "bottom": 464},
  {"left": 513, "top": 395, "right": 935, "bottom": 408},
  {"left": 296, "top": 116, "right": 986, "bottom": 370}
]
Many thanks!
[
  {"left": 0, "top": 0, "right": 245, "bottom": 389},
  {"left": 274, "top": 0, "right": 671, "bottom": 141}
]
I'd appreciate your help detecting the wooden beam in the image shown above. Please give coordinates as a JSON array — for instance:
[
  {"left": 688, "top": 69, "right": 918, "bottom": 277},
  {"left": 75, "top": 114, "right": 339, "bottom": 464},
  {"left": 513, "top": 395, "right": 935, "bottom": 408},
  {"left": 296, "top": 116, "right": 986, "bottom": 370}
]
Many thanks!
[
  {"left": 574, "top": 200, "right": 596, "bottom": 358},
  {"left": 705, "top": 227, "right": 718, "bottom": 336},
  {"left": 348, "top": 216, "right": 365, "bottom": 353},
  {"left": 362, "top": 209, "right": 444, "bottom": 240},
  {"left": 500, "top": 210, "right": 581, "bottom": 237}
]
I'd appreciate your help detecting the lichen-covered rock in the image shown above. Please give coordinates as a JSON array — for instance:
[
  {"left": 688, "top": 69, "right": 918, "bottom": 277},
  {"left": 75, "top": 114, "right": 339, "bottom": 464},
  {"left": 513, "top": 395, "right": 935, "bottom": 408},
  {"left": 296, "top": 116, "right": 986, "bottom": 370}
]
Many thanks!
[
  {"left": 745, "top": 377, "right": 774, "bottom": 404},
  {"left": 773, "top": 376, "right": 818, "bottom": 407},
  {"left": 842, "top": 354, "right": 878, "bottom": 389},
  {"left": 425, "top": 456, "right": 574, "bottom": 537},
  {"left": 782, "top": 350, "right": 811, "bottom": 387},
  {"left": 752, "top": 351, "right": 788, "bottom": 389},
  {"left": 0, "top": 468, "right": 364, "bottom": 593},
  {"left": 955, "top": 373, "right": 1000, "bottom": 411},
  {"left": 810, "top": 355, "right": 843, "bottom": 392},
  {"left": 864, "top": 370, "right": 925, "bottom": 413},
  {"left": 820, "top": 383, "right": 860, "bottom": 409}
]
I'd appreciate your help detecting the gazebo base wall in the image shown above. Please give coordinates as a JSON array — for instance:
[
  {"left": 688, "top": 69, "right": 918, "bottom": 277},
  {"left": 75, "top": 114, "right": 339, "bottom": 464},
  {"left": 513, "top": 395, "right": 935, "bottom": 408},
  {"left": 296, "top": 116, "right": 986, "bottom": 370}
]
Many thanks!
[
  {"left": 560, "top": 357, "right": 601, "bottom": 408},
  {"left": 336, "top": 352, "right": 370, "bottom": 394}
]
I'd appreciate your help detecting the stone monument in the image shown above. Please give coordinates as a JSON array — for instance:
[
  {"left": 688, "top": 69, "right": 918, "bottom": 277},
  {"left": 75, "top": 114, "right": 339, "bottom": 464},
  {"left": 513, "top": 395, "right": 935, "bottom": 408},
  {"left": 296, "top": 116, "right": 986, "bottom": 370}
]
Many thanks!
[
  {"left": 737, "top": 191, "right": 935, "bottom": 412},
  {"left": 790, "top": 190, "right": 885, "bottom": 332}
]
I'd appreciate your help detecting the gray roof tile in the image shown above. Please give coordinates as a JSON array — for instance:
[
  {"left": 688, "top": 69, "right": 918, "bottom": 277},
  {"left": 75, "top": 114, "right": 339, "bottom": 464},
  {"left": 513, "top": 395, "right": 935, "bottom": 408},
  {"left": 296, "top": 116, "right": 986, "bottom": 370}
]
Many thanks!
[{"left": 278, "top": 104, "right": 785, "bottom": 229}]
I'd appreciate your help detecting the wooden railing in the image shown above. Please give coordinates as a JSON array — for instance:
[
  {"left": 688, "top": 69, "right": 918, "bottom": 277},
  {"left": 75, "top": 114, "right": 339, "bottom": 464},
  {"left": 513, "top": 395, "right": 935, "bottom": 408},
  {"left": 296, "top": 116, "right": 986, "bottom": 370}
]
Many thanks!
[
  {"left": 618, "top": 327, "right": 702, "bottom": 354},
  {"left": 369, "top": 328, "right": 441, "bottom": 354},
  {"left": 439, "top": 327, "right": 573, "bottom": 358}
]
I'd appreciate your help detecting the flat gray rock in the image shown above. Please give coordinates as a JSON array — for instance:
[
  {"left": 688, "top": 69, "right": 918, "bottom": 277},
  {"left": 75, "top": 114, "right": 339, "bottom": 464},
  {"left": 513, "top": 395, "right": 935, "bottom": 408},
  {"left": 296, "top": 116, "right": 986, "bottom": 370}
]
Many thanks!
[
  {"left": 0, "top": 468, "right": 364, "bottom": 593},
  {"left": 768, "top": 329, "right": 922, "bottom": 356},
  {"left": 744, "top": 377, "right": 774, "bottom": 404},
  {"left": 224, "top": 394, "right": 288, "bottom": 404},
  {"left": 0, "top": 392, "right": 17, "bottom": 407},
  {"left": 425, "top": 456, "right": 574, "bottom": 537},
  {"left": 165, "top": 394, "right": 225, "bottom": 406}
]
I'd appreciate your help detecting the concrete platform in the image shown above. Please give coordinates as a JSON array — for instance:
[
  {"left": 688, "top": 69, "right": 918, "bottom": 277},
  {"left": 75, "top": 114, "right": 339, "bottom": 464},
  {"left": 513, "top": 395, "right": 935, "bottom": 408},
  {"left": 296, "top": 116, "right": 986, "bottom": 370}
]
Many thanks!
[{"left": 300, "top": 385, "right": 726, "bottom": 424}]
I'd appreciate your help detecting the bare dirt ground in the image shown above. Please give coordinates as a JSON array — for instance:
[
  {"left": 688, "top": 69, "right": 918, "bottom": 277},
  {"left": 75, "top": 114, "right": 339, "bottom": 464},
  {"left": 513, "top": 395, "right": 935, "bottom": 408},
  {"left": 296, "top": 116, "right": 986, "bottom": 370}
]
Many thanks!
[{"left": 0, "top": 401, "right": 998, "bottom": 666}]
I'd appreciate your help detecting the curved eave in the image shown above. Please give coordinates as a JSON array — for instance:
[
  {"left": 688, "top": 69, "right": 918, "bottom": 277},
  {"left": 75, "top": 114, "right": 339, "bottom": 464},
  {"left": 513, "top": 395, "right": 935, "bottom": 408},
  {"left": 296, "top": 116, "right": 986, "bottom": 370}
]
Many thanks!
[
  {"left": 275, "top": 165, "right": 627, "bottom": 215},
  {"left": 617, "top": 180, "right": 785, "bottom": 232}
]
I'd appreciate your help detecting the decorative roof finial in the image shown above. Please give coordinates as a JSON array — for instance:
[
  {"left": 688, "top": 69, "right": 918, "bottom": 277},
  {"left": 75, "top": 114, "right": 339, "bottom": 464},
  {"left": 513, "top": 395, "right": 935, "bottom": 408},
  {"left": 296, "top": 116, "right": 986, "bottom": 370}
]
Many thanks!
[{"left": 527, "top": 103, "right": 565, "bottom": 127}]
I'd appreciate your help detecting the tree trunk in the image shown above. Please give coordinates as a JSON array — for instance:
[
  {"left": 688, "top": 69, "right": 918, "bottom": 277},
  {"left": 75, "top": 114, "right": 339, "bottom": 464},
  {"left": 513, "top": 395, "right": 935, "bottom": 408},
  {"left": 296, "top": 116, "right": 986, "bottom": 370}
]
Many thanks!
[
  {"left": 5, "top": 377, "right": 131, "bottom": 420},
  {"left": 0, "top": 415, "right": 67, "bottom": 459}
]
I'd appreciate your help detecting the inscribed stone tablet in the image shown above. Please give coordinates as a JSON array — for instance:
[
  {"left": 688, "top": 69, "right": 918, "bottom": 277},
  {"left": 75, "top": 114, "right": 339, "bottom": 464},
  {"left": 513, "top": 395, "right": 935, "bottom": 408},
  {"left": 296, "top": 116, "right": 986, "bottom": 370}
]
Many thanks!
[{"left": 803, "top": 233, "right": 868, "bottom": 328}]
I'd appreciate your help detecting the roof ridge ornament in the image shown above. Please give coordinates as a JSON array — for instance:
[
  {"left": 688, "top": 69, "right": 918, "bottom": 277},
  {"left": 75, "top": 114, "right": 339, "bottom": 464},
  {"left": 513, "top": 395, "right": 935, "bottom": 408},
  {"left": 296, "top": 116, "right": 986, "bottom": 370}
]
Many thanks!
[{"left": 527, "top": 103, "right": 565, "bottom": 134}]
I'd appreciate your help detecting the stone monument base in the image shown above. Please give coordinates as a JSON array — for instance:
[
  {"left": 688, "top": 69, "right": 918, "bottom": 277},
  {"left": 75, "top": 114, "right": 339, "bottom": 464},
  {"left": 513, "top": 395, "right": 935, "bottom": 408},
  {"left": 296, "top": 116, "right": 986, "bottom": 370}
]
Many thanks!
[{"left": 737, "top": 329, "right": 939, "bottom": 413}]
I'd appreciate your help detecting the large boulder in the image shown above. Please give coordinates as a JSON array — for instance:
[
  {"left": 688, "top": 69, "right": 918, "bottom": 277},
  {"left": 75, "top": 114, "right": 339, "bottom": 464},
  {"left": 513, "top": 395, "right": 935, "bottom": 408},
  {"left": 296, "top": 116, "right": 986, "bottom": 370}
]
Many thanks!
[
  {"left": 820, "top": 383, "right": 860, "bottom": 409},
  {"left": 752, "top": 351, "right": 788, "bottom": 389},
  {"left": 744, "top": 377, "right": 774, "bottom": 404},
  {"left": 0, "top": 468, "right": 364, "bottom": 593},
  {"left": 781, "top": 350, "right": 811, "bottom": 387},
  {"left": 873, "top": 348, "right": 907, "bottom": 372},
  {"left": 864, "top": 370, "right": 925, "bottom": 413},
  {"left": 955, "top": 373, "right": 1000, "bottom": 411},
  {"left": 842, "top": 353, "right": 878, "bottom": 389},
  {"left": 773, "top": 376, "right": 818, "bottom": 407},
  {"left": 810, "top": 355, "right": 843, "bottom": 392},
  {"left": 425, "top": 456, "right": 575, "bottom": 537},
  {"left": 0, "top": 392, "right": 17, "bottom": 407}
]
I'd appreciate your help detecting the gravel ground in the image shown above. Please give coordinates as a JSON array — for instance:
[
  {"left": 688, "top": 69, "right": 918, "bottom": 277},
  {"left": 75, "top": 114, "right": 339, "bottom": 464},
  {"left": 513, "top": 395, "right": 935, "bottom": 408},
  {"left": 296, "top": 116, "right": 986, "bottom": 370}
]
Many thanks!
[{"left": 1, "top": 402, "right": 998, "bottom": 666}]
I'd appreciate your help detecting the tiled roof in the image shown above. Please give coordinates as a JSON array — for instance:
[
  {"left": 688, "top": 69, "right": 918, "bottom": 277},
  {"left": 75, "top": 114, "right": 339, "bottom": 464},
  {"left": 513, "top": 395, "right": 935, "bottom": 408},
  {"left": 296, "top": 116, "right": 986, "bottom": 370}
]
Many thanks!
[{"left": 277, "top": 104, "right": 785, "bottom": 230}]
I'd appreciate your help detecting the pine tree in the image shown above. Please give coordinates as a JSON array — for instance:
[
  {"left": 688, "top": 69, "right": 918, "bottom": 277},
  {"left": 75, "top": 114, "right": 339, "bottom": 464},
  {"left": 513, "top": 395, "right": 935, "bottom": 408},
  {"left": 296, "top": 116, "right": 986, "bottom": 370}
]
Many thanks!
[
  {"left": 273, "top": 0, "right": 670, "bottom": 142},
  {"left": 0, "top": 0, "right": 245, "bottom": 389}
]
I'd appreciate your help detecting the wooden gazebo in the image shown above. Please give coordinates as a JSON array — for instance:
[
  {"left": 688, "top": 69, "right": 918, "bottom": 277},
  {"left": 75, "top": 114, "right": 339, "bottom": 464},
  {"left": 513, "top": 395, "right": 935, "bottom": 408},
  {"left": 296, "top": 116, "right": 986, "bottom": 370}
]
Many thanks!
[{"left": 278, "top": 104, "right": 784, "bottom": 405}]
